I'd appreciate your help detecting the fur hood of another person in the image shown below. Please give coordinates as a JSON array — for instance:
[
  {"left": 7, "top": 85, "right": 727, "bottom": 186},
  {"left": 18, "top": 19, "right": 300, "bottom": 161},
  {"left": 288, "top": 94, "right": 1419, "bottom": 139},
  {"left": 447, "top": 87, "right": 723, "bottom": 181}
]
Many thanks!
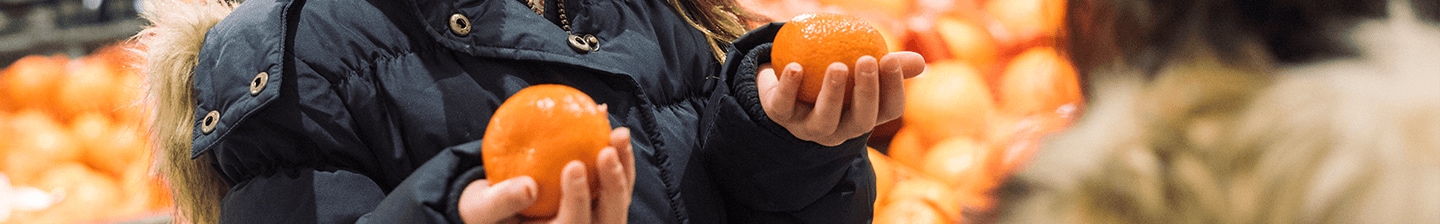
[{"left": 999, "top": 0, "right": 1440, "bottom": 223}]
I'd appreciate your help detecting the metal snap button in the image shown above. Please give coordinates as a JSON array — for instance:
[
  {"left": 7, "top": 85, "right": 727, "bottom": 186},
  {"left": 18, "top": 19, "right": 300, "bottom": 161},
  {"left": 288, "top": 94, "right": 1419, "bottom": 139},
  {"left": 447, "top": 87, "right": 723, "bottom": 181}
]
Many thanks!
[
  {"left": 568, "top": 34, "right": 592, "bottom": 53},
  {"left": 584, "top": 34, "right": 599, "bottom": 52},
  {"left": 249, "top": 71, "right": 268, "bottom": 96},
  {"left": 449, "top": 14, "right": 472, "bottom": 36},
  {"left": 201, "top": 110, "right": 220, "bottom": 134}
]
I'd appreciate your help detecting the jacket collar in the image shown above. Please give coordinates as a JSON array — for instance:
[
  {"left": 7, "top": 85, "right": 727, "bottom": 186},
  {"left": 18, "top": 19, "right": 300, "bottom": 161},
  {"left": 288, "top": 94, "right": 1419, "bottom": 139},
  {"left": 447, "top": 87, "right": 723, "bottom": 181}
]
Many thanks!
[{"left": 394, "top": 0, "right": 629, "bottom": 75}]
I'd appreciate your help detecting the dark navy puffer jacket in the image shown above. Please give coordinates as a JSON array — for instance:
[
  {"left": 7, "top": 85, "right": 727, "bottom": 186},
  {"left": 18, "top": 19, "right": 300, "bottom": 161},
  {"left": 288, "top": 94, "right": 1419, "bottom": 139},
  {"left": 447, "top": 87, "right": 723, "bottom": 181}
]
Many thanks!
[{"left": 188, "top": 0, "right": 875, "bottom": 223}]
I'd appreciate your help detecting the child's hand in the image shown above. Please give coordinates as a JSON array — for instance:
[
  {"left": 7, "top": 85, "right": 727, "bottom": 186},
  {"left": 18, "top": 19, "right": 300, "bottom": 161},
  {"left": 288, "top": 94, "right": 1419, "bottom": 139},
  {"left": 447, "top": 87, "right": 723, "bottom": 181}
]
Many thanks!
[
  {"left": 757, "top": 52, "right": 925, "bottom": 146},
  {"left": 457, "top": 176, "right": 537, "bottom": 223},
  {"left": 459, "top": 128, "right": 635, "bottom": 224}
]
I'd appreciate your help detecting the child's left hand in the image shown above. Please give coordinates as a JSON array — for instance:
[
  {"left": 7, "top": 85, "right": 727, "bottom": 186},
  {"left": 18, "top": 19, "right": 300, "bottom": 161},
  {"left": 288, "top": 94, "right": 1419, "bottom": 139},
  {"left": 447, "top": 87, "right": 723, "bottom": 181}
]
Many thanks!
[
  {"left": 757, "top": 51, "right": 925, "bottom": 146},
  {"left": 458, "top": 128, "right": 634, "bottom": 224}
]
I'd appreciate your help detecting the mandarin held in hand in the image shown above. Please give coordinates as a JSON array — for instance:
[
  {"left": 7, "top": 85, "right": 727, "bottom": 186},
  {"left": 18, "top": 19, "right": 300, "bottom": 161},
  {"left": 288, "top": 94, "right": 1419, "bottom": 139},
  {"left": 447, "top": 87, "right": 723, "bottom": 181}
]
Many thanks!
[
  {"left": 481, "top": 84, "right": 612, "bottom": 218},
  {"left": 771, "top": 13, "right": 889, "bottom": 103}
]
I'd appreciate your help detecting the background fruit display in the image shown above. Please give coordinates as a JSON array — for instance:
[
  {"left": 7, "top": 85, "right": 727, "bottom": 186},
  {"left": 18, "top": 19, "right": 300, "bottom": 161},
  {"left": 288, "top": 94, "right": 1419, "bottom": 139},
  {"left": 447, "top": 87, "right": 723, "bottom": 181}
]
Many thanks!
[
  {"left": 0, "top": 44, "right": 172, "bottom": 223},
  {"left": 740, "top": 0, "right": 1080, "bottom": 222}
]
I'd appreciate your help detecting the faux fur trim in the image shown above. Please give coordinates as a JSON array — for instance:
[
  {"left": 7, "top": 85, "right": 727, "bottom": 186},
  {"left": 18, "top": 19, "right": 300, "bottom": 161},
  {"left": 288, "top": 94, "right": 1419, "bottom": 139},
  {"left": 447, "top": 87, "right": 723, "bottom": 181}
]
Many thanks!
[
  {"left": 132, "top": 0, "right": 236, "bottom": 223},
  {"left": 1000, "top": 2, "right": 1440, "bottom": 223}
]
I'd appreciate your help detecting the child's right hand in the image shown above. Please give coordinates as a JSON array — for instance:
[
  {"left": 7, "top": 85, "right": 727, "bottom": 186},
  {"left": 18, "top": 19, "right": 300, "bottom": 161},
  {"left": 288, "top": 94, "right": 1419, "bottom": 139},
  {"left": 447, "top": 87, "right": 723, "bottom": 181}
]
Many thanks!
[
  {"left": 458, "top": 176, "right": 539, "bottom": 223},
  {"left": 458, "top": 128, "right": 635, "bottom": 224},
  {"left": 756, "top": 52, "right": 925, "bottom": 146}
]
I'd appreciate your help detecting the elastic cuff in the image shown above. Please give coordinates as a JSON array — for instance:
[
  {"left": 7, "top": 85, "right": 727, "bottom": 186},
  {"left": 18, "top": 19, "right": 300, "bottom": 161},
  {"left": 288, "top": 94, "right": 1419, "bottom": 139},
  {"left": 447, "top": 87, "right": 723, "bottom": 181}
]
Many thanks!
[
  {"left": 436, "top": 140, "right": 488, "bottom": 224},
  {"left": 729, "top": 43, "right": 802, "bottom": 140},
  {"left": 444, "top": 166, "right": 486, "bottom": 223},
  {"left": 731, "top": 42, "right": 774, "bottom": 123}
]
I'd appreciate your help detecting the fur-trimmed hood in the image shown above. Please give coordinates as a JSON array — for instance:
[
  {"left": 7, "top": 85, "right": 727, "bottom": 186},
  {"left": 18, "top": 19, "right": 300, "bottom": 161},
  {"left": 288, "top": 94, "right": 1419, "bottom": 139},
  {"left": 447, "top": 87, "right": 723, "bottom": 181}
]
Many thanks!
[
  {"left": 134, "top": 0, "right": 235, "bottom": 222},
  {"left": 1000, "top": 1, "right": 1440, "bottom": 223}
]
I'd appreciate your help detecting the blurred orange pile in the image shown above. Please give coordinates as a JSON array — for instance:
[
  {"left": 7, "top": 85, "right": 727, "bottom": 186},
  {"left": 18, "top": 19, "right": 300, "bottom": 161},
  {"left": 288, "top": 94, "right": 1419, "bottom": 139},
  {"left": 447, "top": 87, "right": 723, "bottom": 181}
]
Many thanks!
[
  {"left": 741, "top": 0, "right": 1081, "bottom": 222},
  {"left": 0, "top": 44, "right": 172, "bottom": 223}
]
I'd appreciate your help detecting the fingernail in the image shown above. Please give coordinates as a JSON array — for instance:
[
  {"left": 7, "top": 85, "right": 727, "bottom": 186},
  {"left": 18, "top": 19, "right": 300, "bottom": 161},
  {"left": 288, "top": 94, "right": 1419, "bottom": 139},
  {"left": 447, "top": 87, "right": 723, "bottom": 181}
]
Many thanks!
[
  {"left": 521, "top": 177, "right": 538, "bottom": 201},
  {"left": 598, "top": 147, "right": 615, "bottom": 161},
  {"left": 516, "top": 176, "right": 538, "bottom": 200},
  {"left": 570, "top": 161, "right": 587, "bottom": 181}
]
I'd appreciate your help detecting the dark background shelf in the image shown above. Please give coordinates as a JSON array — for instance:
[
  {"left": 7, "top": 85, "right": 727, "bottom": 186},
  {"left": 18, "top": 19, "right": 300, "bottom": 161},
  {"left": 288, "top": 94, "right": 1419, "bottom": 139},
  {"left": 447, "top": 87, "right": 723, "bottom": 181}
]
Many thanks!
[{"left": 0, "top": 0, "right": 142, "bottom": 67}]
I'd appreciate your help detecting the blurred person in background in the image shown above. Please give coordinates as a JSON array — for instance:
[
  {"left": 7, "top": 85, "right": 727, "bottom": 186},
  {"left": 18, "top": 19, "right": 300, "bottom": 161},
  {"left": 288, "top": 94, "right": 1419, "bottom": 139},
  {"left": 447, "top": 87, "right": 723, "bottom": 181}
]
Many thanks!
[{"left": 1000, "top": 0, "right": 1440, "bottom": 223}]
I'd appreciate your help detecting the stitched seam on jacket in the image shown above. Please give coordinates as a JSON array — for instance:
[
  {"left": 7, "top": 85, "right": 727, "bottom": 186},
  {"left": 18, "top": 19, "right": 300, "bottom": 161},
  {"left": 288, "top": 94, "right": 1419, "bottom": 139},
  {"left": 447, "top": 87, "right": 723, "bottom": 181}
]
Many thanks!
[{"left": 626, "top": 83, "right": 687, "bottom": 223}]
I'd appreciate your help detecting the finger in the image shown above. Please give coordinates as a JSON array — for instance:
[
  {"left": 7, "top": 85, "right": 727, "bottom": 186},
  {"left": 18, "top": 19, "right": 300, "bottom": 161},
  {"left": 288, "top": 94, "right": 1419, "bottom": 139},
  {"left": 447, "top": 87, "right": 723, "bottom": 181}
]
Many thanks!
[
  {"left": 843, "top": 56, "right": 881, "bottom": 137},
  {"left": 609, "top": 127, "right": 635, "bottom": 183},
  {"left": 876, "top": 54, "right": 909, "bottom": 123},
  {"left": 595, "top": 147, "right": 632, "bottom": 224},
  {"left": 757, "top": 64, "right": 780, "bottom": 102},
  {"left": 551, "top": 161, "right": 592, "bottom": 224},
  {"left": 459, "top": 178, "right": 538, "bottom": 224},
  {"left": 880, "top": 51, "right": 926, "bottom": 79},
  {"left": 806, "top": 62, "right": 848, "bottom": 139},
  {"left": 602, "top": 131, "right": 637, "bottom": 224},
  {"left": 763, "top": 63, "right": 803, "bottom": 123}
]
